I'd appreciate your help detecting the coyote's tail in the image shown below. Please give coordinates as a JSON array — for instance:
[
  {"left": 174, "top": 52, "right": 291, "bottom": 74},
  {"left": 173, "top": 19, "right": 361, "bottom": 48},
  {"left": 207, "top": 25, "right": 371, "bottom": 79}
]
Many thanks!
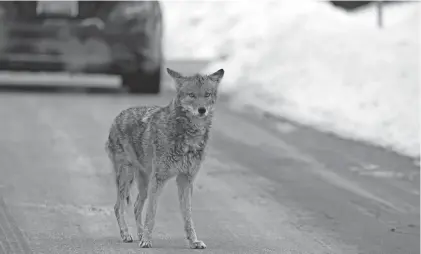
[
  {"left": 107, "top": 134, "right": 142, "bottom": 206},
  {"left": 124, "top": 138, "right": 150, "bottom": 206},
  {"left": 121, "top": 140, "right": 142, "bottom": 169},
  {"left": 117, "top": 140, "right": 141, "bottom": 206}
]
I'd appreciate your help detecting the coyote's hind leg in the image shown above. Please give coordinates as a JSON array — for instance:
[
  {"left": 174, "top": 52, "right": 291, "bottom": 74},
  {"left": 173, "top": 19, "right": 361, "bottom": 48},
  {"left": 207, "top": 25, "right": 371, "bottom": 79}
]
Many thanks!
[
  {"left": 113, "top": 159, "right": 135, "bottom": 243},
  {"left": 134, "top": 166, "right": 150, "bottom": 241}
]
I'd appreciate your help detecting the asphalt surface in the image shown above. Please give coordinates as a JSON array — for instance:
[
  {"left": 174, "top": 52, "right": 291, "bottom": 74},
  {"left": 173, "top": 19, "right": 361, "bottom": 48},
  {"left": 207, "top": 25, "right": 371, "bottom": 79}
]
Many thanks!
[{"left": 0, "top": 89, "right": 419, "bottom": 254}]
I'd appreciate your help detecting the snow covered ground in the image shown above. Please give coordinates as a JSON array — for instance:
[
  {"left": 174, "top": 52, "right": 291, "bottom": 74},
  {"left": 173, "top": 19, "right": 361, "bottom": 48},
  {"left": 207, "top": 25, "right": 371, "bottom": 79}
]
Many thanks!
[{"left": 162, "top": 0, "right": 420, "bottom": 158}]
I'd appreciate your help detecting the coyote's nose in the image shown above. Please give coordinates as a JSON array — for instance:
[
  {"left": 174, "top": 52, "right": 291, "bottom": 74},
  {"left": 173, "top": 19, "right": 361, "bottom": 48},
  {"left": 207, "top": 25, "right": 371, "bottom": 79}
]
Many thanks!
[{"left": 198, "top": 107, "right": 207, "bottom": 115}]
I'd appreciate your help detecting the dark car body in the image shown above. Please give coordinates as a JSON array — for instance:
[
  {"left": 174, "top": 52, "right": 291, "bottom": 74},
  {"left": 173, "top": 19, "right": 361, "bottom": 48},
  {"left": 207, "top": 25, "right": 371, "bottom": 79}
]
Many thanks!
[{"left": 0, "top": 1, "right": 163, "bottom": 93}]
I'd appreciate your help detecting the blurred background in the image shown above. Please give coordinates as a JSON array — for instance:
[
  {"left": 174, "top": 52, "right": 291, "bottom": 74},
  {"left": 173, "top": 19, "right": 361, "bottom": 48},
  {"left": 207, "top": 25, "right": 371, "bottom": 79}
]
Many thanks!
[
  {"left": 1, "top": 0, "right": 418, "bottom": 158},
  {"left": 0, "top": 1, "right": 419, "bottom": 253}
]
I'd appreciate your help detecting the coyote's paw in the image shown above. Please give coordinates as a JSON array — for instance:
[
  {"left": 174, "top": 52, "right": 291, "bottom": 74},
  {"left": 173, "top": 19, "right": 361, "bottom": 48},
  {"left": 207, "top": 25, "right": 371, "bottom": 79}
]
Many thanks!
[
  {"left": 120, "top": 232, "right": 133, "bottom": 243},
  {"left": 139, "top": 239, "right": 152, "bottom": 248},
  {"left": 189, "top": 240, "right": 206, "bottom": 249}
]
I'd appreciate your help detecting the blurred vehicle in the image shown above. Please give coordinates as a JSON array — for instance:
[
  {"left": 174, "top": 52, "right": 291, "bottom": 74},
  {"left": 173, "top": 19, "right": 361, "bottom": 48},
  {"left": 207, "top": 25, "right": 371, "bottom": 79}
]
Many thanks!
[
  {"left": 0, "top": 1, "right": 163, "bottom": 94},
  {"left": 330, "top": 1, "right": 398, "bottom": 10}
]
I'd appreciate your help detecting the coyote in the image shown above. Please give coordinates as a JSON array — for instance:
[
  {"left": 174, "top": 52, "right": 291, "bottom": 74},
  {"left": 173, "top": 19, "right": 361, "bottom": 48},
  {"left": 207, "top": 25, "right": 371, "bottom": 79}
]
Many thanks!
[{"left": 105, "top": 68, "right": 225, "bottom": 249}]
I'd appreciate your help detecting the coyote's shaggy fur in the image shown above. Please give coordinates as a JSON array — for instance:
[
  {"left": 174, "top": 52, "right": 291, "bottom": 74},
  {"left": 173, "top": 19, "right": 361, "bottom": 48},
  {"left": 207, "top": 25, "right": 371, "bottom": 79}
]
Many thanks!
[{"left": 105, "top": 68, "right": 224, "bottom": 249}]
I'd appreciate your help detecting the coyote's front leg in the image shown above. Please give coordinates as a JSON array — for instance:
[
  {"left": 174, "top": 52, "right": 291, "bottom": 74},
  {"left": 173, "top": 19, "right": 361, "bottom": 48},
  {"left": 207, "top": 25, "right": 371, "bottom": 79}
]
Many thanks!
[{"left": 176, "top": 173, "right": 206, "bottom": 249}]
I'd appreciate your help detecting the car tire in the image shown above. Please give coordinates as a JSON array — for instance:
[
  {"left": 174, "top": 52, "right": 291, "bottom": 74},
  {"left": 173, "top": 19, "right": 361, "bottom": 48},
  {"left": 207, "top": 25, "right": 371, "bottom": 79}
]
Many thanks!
[{"left": 121, "top": 67, "right": 161, "bottom": 94}]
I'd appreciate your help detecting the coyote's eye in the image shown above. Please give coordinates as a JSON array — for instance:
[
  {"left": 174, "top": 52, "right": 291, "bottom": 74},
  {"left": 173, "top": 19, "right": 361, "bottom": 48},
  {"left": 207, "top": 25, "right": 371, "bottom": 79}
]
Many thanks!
[
  {"left": 205, "top": 92, "right": 212, "bottom": 97},
  {"left": 188, "top": 93, "right": 196, "bottom": 98}
]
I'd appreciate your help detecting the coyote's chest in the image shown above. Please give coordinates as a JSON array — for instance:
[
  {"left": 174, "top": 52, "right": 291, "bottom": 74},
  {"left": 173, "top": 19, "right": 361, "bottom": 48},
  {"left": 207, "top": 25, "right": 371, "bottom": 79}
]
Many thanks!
[
  {"left": 172, "top": 117, "right": 208, "bottom": 153},
  {"left": 170, "top": 125, "right": 208, "bottom": 174},
  {"left": 151, "top": 114, "right": 210, "bottom": 177}
]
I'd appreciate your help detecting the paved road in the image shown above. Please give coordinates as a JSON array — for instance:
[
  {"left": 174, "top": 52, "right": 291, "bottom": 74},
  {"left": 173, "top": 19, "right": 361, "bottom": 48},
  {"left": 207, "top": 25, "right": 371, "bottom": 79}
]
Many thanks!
[{"left": 0, "top": 91, "right": 419, "bottom": 254}]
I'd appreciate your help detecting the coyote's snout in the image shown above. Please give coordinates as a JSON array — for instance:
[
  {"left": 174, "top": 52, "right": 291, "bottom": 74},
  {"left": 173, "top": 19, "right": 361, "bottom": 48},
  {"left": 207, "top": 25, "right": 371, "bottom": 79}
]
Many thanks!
[{"left": 105, "top": 67, "right": 224, "bottom": 249}]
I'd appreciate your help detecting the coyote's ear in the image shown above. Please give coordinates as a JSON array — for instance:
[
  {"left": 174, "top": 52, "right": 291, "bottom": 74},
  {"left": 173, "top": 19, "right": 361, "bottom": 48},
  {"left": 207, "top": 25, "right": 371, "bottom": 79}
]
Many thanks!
[
  {"left": 166, "top": 68, "right": 185, "bottom": 88},
  {"left": 166, "top": 68, "right": 183, "bottom": 79},
  {"left": 208, "top": 69, "right": 224, "bottom": 83}
]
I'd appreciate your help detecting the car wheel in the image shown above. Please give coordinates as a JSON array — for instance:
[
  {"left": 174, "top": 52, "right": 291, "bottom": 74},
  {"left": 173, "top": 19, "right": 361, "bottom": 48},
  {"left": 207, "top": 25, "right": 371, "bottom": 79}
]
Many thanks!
[{"left": 121, "top": 67, "right": 161, "bottom": 94}]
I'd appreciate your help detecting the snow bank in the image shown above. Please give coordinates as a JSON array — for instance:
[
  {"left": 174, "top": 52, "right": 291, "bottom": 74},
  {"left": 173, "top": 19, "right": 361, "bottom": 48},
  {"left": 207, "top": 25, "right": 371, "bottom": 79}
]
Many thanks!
[{"left": 162, "top": 1, "right": 420, "bottom": 157}]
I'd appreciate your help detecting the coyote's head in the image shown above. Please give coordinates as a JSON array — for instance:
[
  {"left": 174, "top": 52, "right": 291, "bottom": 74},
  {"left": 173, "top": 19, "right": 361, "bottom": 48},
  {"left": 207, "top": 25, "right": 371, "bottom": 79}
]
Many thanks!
[{"left": 167, "top": 68, "right": 224, "bottom": 119}]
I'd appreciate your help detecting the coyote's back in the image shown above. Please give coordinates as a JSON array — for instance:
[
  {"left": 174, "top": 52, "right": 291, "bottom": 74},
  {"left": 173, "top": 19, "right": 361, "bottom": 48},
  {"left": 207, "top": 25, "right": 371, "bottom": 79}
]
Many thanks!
[{"left": 105, "top": 105, "right": 160, "bottom": 159}]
